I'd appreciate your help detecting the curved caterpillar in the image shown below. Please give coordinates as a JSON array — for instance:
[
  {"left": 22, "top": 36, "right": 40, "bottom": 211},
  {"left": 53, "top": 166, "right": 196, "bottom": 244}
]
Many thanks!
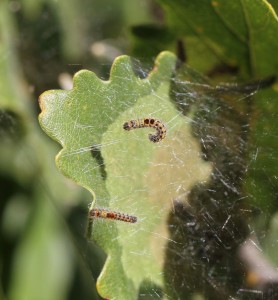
[
  {"left": 123, "top": 118, "right": 166, "bottom": 143},
  {"left": 89, "top": 208, "right": 137, "bottom": 223}
]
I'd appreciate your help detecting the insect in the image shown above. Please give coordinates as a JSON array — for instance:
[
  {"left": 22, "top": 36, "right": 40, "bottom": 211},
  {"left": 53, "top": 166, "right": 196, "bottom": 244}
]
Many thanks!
[
  {"left": 123, "top": 118, "right": 166, "bottom": 143},
  {"left": 89, "top": 207, "right": 137, "bottom": 223}
]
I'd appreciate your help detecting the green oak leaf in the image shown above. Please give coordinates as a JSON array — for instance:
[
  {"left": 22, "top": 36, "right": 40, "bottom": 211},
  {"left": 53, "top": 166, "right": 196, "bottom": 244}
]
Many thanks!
[{"left": 39, "top": 51, "right": 212, "bottom": 299}]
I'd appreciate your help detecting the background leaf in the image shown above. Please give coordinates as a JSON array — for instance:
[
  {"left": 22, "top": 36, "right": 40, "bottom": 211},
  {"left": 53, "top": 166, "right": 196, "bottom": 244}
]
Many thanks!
[{"left": 155, "top": 0, "right": 278, "bottom": 77}]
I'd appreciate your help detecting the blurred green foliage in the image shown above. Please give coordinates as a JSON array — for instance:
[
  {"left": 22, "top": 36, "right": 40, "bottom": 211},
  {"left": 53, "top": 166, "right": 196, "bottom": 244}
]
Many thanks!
[{"left": 0, "top": 0, "right": 152, "bottom": 299}]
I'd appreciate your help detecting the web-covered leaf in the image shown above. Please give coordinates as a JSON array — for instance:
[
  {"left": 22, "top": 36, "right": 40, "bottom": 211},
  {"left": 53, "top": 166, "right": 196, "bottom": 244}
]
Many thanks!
[{"left": 39, "top": 51, "right": 213, "bottom": 299}]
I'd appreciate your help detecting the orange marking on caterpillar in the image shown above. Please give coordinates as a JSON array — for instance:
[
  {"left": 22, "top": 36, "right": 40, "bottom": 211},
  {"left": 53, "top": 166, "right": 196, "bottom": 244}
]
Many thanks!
[
  {"left": 123, "top": 118, "right": 166, "bottom": 142},
  {"left": 89, "top": 208, "right": 137, "bottom": 223}
]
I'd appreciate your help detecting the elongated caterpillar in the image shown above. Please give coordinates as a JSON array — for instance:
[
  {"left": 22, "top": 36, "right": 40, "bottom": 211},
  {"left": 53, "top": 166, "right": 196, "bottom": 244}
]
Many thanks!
[
  {"left": 123, "top": 118, "right": 166, "bottom": 143},
  {"left": 89, "top": 207, "right": 137, "bottom": 223}
]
